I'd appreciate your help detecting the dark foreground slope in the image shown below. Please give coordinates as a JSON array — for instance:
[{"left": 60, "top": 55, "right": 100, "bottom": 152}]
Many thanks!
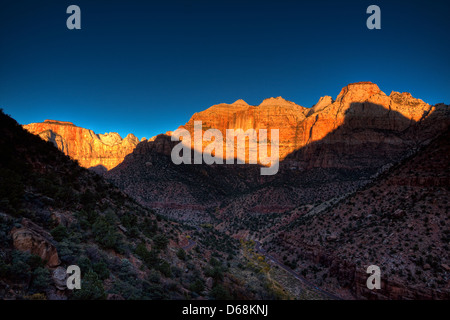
[
  {"left": 0, "top": 109, "right": 191, "bottom": 299},
  {"left": 0, "top": 109, "right": 276, "bottom": 300},
  {"left": 265, "top": 128, "right": 450, "bottom": 299}
]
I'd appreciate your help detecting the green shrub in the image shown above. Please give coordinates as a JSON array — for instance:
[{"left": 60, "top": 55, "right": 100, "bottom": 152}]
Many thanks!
[
  {"left": 9, "top": 251, "right": 43, "bottom": 281},
  {"left": 72, "top": 271, "right": 106, "bottom": 300},
  {"left": 205, "top": 266, "right": 223, "bottom": 282},
  {"left": 93, "top": 260, "right": 110, "bottom": 280},
  {"left": 57, "top": 240, "right": 77, "bottom": 264},
  {"left": 147, "top": 270, "right": 161, "bottom": 283},
  {"left": 176, "top": 248, "right": 186, "bottom": 261},
  {"left": 135, "top": 242, "right": 159, "bottom": 269},
  {"left": 156, "top": 260, "right": 172, "bottom": 278},
  {"left": 189, "top": 279, "right": 205, "bottom": 294},
  {"left": 92, "top": 216, "right": 122, "bottom": 251},
  {"left": 153, "top": 234, "right": 169, "bottom": 251},
  {"left": 51, "top": 225, "right": 69, "bottom": 242},
  {"left": 117, "top": 259, "right": 138, "bottom": 283},
  {"left": 142, "top": 281, "right": 166, "bottom": 300},
  {"left": 77, "top": 255, "right": 92, "bottom": 274},
  {"left": 30, "top": 267, "right": 51, "bottom": 292},
  {"left": 141, "top": 218, "right": 158, "bottom": 237},
  {"left": 210, "top": 284, "right": 231, "bottom": 300},
  {"left": 209, "top": 257, "right": 221, "bottom": 267},
  {"left": 0, "top": 168, "right": 24, "bottom": 211},
  {"left": 80, "top": 190, "right": 96, "bottom": 211},
  {"left": 110, "top": 279, "right": 141, "bottom": 300}
]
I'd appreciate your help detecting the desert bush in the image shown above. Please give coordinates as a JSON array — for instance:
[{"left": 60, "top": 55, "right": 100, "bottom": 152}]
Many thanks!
[
  {"left": 51, "top": 225, "right": 69, "bottom": 242},
  {"left": 176, "top": 248, "right": 186, "bottom": 261},
  {"left": 92, "top": 216, "right": 123, "bottom": 251},
  {"left": 72, "top": 271, "right": 105, "bottom": 300},
  {"left": 30, "top": 267, "right": 51, "bottom": 293},
  {"left": 135, "top": 242, "right": 159, "bottom": 269},
  {"left": 153, "top": 234, "right": 169, "bottom": 251},
  {"left": 93, "top": 260, "right": 110, "bottom": 280},
  {"left": 210, "top": 284, "right": 231, "bottom": 300},
  {"left": 156, "top": 260, "right": 172, "bottom": 278},
  {"left": 189, "top": 279, "right": 205, "bottom": 294}
]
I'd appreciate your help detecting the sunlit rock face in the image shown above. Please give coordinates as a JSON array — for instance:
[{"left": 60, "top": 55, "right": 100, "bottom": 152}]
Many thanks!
[
  {"left": 179, "top": 82, "right": 446, "bottom": 167},
  {"left": 23, "top": 82, "right": 449, "bottom": 172},
  {"left": 23, "top": 120, "right": 139, "bottom": 171},
  {"left": 180, "top": 97, "right": 307, "bottom": 163}
]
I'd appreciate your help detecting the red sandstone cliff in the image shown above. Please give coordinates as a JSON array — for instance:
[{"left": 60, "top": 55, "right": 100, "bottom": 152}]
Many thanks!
[
  {"left": 23, "top": 82, "right": 449, "bottom": 172},
  {"left": 23, "top": 120, "right": 139, "bottom": 171},
  {"left": 180, "top": 82, "right": 448, "bottom": 167}
]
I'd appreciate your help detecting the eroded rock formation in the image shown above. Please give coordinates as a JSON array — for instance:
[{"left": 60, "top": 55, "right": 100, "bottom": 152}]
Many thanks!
[
  {"left": 10, "top": 219, "right": 60, "bottom": 267},
  {"left": 179, "top": 82, "right": 448, "bottom": 167},
  {"left": 23, "top": 120, "right": 139, "bottom": 171}
]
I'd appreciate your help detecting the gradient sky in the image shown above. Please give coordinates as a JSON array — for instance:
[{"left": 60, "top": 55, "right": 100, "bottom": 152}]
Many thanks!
[{"left": 1, "top": 0, "right": 449, "bottom": 140}]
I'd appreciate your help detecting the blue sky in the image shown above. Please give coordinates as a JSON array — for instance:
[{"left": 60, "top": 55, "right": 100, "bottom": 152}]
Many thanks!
[{"left": 1, "top": 0, "right": 449, "bottom": 139}]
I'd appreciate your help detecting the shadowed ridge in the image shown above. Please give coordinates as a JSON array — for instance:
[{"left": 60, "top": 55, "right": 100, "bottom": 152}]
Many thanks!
[{"left": 268, "top": 126, "right": 450, "bottom": 300}]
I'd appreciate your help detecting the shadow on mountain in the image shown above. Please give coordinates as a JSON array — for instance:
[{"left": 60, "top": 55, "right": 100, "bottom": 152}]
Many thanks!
[
  {"left": 105, "top": 102, "right": 449, "bottom": 220},
  {"left": 89, "top": 164, "right": 108, "bottom": 175},
  {"left": 286, "top": 102, "right": 415, "bottom": 171}
]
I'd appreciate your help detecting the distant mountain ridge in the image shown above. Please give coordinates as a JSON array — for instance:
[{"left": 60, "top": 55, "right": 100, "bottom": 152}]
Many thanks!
[
  {"left": 23, "top": 120, "right": 140, "bottom": 172},
  {"left": 105, "top": 82, "right": 449, "bottom": 226},
  {"left": 180, "top": 82, "right": 447, "bottom": 165},
  {"left": 22, "top": 82, "right": 450, "bottom": 223},
  {"left": 23, "top": 82, "right": 449, "bottom": 172}
]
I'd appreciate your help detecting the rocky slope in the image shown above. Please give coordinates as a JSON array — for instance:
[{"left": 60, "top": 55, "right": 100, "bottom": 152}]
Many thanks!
[
  {"left": 23, "top": 120, "right": 140, "bottom": 172},
  {"left": 1, "top": 110, "right": 277, "bottom": 300},
  {"left": 107, "top": 133, "right": 264, "bottom": 222},
  {"left": 1, "top": 110, "right": 191, "bottom": 299},
  {"left": 264, "top": 128, "right": 450, "bottom": 299}
]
